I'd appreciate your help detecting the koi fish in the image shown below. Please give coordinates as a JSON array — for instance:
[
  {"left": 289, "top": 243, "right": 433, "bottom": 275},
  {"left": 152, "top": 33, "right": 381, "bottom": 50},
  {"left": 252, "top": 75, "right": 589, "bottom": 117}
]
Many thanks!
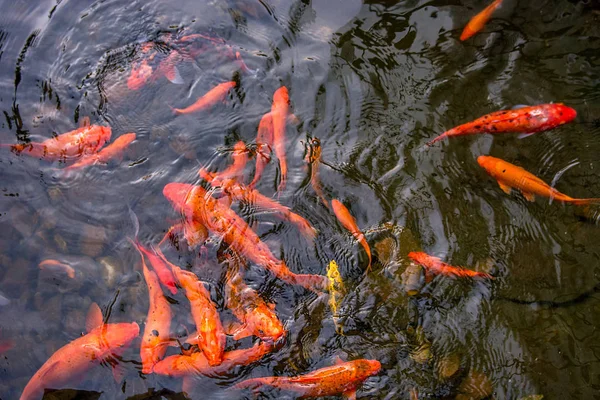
[
  {"left": 271, "top": 87, "right": 290, "bottom": 193},
  {"left": 407, "top": 252, "right": 493, "bottom": 281},
  {"left": 477, "top": 155, "right": 600, "bottom": 205},
  {"left": 63, "top": 132, "right": 136, "bottom": 170},
  {"left": 172, "top": 81, "right": 236, "bottom": 115},
  {"left": 232, "top": 358, "right": 381, "bottom": 398},
  {"left": 326, "top": 260, "right": 345, "bottom": 335},
  {"left": 20, "top": 309, "right": 139, "bottom": 400},
  {"left": 206, "top": 140, "right": 249, "bottom": 187},
  {"left": 38, "top": 259, "right": 76, "bottom": 279},
  {"left": 2, "top": 119, "right": 111, "bottom": 161},
  {"left": 331, "top": 199, "right": 372, "bottom": 271},
  {"left": 129, "top": 240, "right": 178, "bottom": 295},
  {"left": 171, "top": 266, "right": 225, "bottom": 366},
  {"left": 305, "top": 136, "right": 329, "bottom": 207},
  {"left": 427, "top": 103, "right": 577, "bottom": 145},
  {"left": 127, "top": 37, "right": 184, "bottom": 90},
  {"left": 460, "top": 0, "right": 503, "bottom": 41},
  {"left": 249, "top": 112, "right": 274, "bottom": 189},
  {"left": 163, "top": 183, "right": 328, "bottom": 292},
  {"left": 153, "top": 341, "right": 272, "bottom": 378},
  {"left": 132, "top": 241, "right": 172, "bottom": 374},
  {"left": 224, "top": 263, "right": 285, "bottom": 342}
]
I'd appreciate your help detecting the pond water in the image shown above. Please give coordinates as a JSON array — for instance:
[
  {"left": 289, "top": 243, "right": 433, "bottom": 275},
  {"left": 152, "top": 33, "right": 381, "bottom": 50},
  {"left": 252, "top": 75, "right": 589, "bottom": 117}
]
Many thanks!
[{"left": 1, "top": 0, "right": 600, "bottom": 399}]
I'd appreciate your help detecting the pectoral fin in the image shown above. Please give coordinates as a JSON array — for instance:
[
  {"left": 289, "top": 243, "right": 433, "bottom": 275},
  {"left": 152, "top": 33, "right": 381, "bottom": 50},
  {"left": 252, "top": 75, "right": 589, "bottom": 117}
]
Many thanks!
[
  {"left": 343, "top": 389, "right": 357, "bottom": 400},
  {"left": 112, "top": 363, "right": 127, "bottom": 384},
  {"left": 517, "top": 132, "right": 536, "bottom": 139},
  {"left": 164, "top": 65, "right": 184, "bottom": 85},
  {"left": 86, "top": 302, "right": 104, "bottom": 333},
  {"left": 498, "top": 182, "right": 512, "bottom": 195},
  {"left": 522, "top": 191, "right": 535, "bottom": 202}
]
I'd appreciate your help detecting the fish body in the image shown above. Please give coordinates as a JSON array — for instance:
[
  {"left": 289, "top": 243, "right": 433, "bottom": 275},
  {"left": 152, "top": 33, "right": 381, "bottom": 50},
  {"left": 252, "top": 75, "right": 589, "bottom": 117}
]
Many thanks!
[
  {"left": 153, "top": 341, "right": 272, "bottom": 378},
  {"left": 204, "top": 140, "right": 249, "bottom": 187},
  {"left": 63, "top": 133, "right": 136, "bottom": 170},
  {"left": 20, "top": 322, "right": 139, "bottom": 400},
  {"left": 171, "top": 266, "right": 225, "bottom": 366},
  {"left": 326, "top": 260, "right": 345, "bottom": 334},
  {"left": 305, "top": 137, "right": 328, "bottom": 207},
  {"left": 477, "top": 155, "right": 600, "bottom": 205},
  {"left": 271, "top": 87, "right": 290, "bottom": 192},
  {"left": 172, "top": 81, "right": 236, "bottom": 115},
  {"left": 163, "top": 183, "right": 328, "bottom": 292},
  {"left": 460, "top": 0, "right": 503, "bottom": 41},
  {"left": 331, "top": 200, "right": 372, "bottom": 270},
  {"left": 225, "top": 268, "right": 285, "bottom": 342},
  {"left": 427, "top": 103, "right": 577, "bottom": 145},
  {"left": 38, "top": 259, "right": 76, "bottom": 279},
  {"left": 249, "top": 112, "right": 274, "bottom": 189},
  {"left": 233, "top": 359, "right": 381, "bottom": 398},
  {"left": 130, "top": 240, "right": 178, "bottom": 295},
  {"left": 4, "top": 124, "right": 111, "bottom": 161},
  {"left": 134, "top": 243, "right": 172, "bottom": 374},
  {"left": 407, "top": 252, "right": 493, "bottom": 280}
]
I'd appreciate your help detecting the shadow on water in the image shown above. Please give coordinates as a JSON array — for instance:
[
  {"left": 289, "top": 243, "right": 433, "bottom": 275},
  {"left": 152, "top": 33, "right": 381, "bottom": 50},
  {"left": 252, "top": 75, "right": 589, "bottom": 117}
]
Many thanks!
[{"left": 0, "top": 0, "right": 600, "bottom": 399}]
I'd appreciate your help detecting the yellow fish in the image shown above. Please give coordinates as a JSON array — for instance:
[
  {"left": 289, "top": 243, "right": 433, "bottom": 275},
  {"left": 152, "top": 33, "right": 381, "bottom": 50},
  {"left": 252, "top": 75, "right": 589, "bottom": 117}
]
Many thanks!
[{"left": 326, "top": 260, "right": 345, "bottom": 334}]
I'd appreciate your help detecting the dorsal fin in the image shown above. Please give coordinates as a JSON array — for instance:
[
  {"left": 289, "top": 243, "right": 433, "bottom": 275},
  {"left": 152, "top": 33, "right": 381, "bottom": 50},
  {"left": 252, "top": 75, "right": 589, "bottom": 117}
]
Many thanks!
[
  {"left": 86, "top": 302, "right": 104, "bottom": 333},
  {"left": 80, "top": 116, "right": 91, "bottom": 128}
]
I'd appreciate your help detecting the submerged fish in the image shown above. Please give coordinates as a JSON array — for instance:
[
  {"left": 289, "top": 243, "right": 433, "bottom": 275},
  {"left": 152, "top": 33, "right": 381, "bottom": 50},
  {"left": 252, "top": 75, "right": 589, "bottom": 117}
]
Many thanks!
[
  {"left": 477, "top": 155, "right": 600, "bottom": 205},
  {"left": 271, "top": 86, "right": 291, "bottom": 193},
  {"left": 331, "top": 199, "right": 372, "bottom": 271},
  {"left": 20, "top": 306, "right": 139, "bottom": 400},
  {"left": 460, "top": 0, "right": 503, "bottom": 41},
  {"left": 172, "top": 81, "right": 236, "bottom": 115},
  {"left": 326, "top": 260, "right": 345, "bottom": 335},
  {"left": 305, "top": 137, "right": 329, "bottom": 207},
  {"left": 408, "top": 252, "right": 493, "bottom": 281},
  {"left": 232, "top": 358, "right": 381, "bottom": 398},
  {"left": 249, "top": 112, "right": 274, "bottom": 189},
  {"left": 427, "top": 104, "right": 577, "bottom": 145},
  {"left": 38, "top": 259, "right": 76, "bottom": 279},
  {"left": 62, "top": 132, "right": 136, "bottom": 170}
]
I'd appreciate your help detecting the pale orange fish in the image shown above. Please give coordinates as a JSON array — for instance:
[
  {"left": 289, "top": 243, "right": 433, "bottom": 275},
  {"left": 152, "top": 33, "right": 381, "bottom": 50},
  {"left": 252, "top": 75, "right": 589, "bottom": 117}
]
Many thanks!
[
  {"left": 20, "top": 305, "right": 139, "bottom": 400},
  {"left": 171, "top": 266, "right": 225, "bottom": 366},
  {"left": 331, "top": 199, "right": 372, "bottom": 270},
  {"left": 477, "top": 155, "right": 600, "bottom": 205},
  {"left": 408, "top": 252, "right": 493, "bottom": 281},
  {"left": 271, "top": 86, "right": 290, "bottom": 193},
  {"left": 63, "top": 132, "right": 136, "bottom": 170},
  {"left": 130, "top": 240, "right": 178, "bottom": 295},
  {"left": 38, "top": 259, "right": 76, "bottom": 279},
  {"left": 172, "top": 81, "right": 236, "bottom": 115},
  {"left": 460, "top": 0, "right": 503, "bottom": 41},
  {"left": 249, "top": 112, "right": 274, "bottom": 189},
  {"left": 205, "top": 140, "right": 249, "bottom": 187}
]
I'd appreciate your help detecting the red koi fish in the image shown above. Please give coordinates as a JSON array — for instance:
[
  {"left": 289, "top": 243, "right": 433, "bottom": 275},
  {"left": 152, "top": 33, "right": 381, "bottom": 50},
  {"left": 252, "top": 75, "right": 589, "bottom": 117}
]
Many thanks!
[
  {"left": 477, "top": 155, "right": 600, "bottom": 205},
  {"left": 127, "top": 37, "right": 184, "bottom": 90},
  {"left": 20, "top": 313, "right": 139, "bottom": 400},
  {"left": 2, "top": 119, "right": 111, "bottom": 161},
  {"left": 271, "top": 87, "right": 290, "bottom": 192},
  {"left": 171, "top": 266, "right": 225, "bottom": 366},
  {"left": 133, "top": 242, "right": 172, "bottom": 374},
  {"left": 172, "top": 81, "right": 237, "bottom": 115},
  {"left": 331, "top": 199, "right": 372, "bottom": 271},
  {"left": 153, "top": 341, "right": 272, "bottom": 378},
  {"left": 428, "top": 103, "right": 577, "bottom": 145},
  {"left": 130, "top": 240, "right": 178, "bottom": 295},
  {"left": 408, "top": 252, "right": 493, "bottom": 281},
  {"left": 163, "top": 183, "right": 328, "bottom": 292},
  {"left": 63, "top": 132, "right": 136, "bottom": 170},
  {"left": 233, "top": 358, "right": 381, "bottom": 398},
  {"left": 460, "top": 0, "right": 503, "bottom": 41},
  {"left": 225, "top": 265, "right": 285, "bottom": 342},
  {"left": 249, "top": 112, "right": 274, "bottom": 189}
]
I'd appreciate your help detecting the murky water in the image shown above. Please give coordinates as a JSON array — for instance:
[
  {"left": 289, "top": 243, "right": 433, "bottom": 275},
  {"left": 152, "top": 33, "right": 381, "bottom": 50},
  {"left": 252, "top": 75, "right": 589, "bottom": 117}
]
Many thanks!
[{"left": 1, "top": 0, "right": 600, "bottom": 398}]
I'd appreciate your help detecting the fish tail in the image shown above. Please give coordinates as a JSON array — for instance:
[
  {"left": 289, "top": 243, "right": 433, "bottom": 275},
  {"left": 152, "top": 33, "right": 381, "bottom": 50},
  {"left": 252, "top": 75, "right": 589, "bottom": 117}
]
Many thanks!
[
  {"left": 567, "top": 198, "right": 600, "bottom": 206},
  {"left": 426, "top": 133, "right": 447, "bottom": 146},
  {"left": 233, "top": 377, "right": 276, "bottom": 391}
]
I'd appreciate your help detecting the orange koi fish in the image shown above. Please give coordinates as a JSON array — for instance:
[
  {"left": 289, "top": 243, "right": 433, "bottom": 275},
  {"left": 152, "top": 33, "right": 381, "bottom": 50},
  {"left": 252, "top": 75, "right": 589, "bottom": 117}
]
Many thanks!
[
  {"left": 163, "top": 183, "right": 328, "bottom": 292},
  {"left": 460, "top": 0, "right": 503, "bottom": 41},
  {"left": 427, "top": 103, "right": 577, "bottom": 145},
  {"left": 172, "top": 81, "right": 237, "bottom": 115},
  {"left": 171, "top": 266, "right": 225, "bottom": 366},
  {"left": 305, "top": 137, "right": 329, "bottom": 207},
  {"left": 2, "top": 119, "right": 111, "bottom": 161},
  {"left": 331, "top": 199, "right": 372, "bottom": 270},
  {"left": 249, "top": 112, "right": 274, "bottom": 189},
  {"left": 0, "top": 328, "right": 14, "bottom": 354},
  {"left": 233, "top": 358, "right": 381, "bottom": 398},
  {"left": 62, "top": 132, "right": 136, "bottom": 170},
  {"left": 132, "top": 242, "right": 172, "bottom": 374},
  {"left": 407, "top": 252, "right": 493, "bottom": 281},
  {"left": 206, "top": 140, "right": 249, "bottom": 187},
  {"left": 153, "top": 341, "right": 272, "bottom": 378},
  {"left": 38, "top": 259, "right": 76, "bottom": 279},
  {"left": 130, "top": 240, "right": 178, "bottom": 295},
  {"left": 20, "top": 309, "right": 139, "bottom": 400},
  {"left": 271, "top": 86, "right": 290, "bottom": 192},
  {"left": 224, "top": 264, "right": 285, "bottom": 342},
  {"left": 477, "top": 155, "right": 600, "bottom": 205}
]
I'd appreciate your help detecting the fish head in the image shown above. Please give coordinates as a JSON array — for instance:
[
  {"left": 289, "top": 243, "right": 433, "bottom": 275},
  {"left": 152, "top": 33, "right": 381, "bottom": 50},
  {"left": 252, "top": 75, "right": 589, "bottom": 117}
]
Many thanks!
[
  {"left": 273, "top": 86, "right": 290, "bottom": 106},
  {"left": 555, "top": 103, "right": 577, "bottom": 124},
  {"left": 101, "top": 322, "right": 140, "bottom": 349},
  {"left": 252, "top": 306, "right": 286, "bottom": 342},
  {"left": 355, "top": 359, "right": 382, "bottom": 378},
  {"left": 407, "top": 251, "right": 427, "bottom": 265},
  {"left": 127, "top": 60, "right": 154, "bottom": 90},
  {"left": 476, "top": 155, "right": 499, "bottom": 176},
  {"left": 114, "top": 132, "right": 137, "bottom": 148}
]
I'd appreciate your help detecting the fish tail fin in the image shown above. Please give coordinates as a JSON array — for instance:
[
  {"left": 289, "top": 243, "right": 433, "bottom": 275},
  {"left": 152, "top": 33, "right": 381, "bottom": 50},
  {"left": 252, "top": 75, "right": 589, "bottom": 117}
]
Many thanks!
[
  {"left": 169, "top": 105, "right": 182, "bottom": 115},
  {"left": 128, "top": 205, "right": 140, "bottom": 239},
  {"left": 567, "top": 198, "right": 600, "bottom": 206},
  {"left": 232, "top": 377, "right": 274, "bottom": 391},
  {"left": 426, "top": 134, "right": 446, "bottom": 146}
]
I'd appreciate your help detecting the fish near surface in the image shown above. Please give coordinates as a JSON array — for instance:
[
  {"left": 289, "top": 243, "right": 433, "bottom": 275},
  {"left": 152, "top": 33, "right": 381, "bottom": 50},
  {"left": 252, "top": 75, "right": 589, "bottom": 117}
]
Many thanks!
[
  {"left": 331, "top": 199, "right": 372, "bottom": 271},
  {"left": 271, "top": 86, "right": 291, "bottom": 193},
  {"left": 407, "top": 252, "right": 493, "bottom": 281},
  {"left": 20, "top": 313, "right": 139, "bottom": 400},
  {"left": 171, "top": 265, "right": 225, "bottom": 366},
  {"left": 2, "top": 120, "right": 111, "bottom": 162},
  {"left": 130, "top": 240, "right": 178, "bottom": 295},
  {"left": 62, "top": 133, "right": 136, "bottom": 171},
  {"left": 163, "top": 183, "right": 328, "bottom": 292},
  {"left": 460, "top": 0, "right": 503, "bottom": 41},
  {"left": 249, "top": 112, "right": 274, "bottom": 189},
  {"left": 477, "top": 155, "right": 600, "bottom": 205},
  {"left": 427, "top": 103, "right": 577, "bottom": 145},
  {"left": 172, "top": 81, "right": 236, "bottom": 115},
  {"left": 133, "top": 242, "right": 172, "bottom": 374},
  {"left": 232, "top": 358, "right": 381, "bottom": 399}
]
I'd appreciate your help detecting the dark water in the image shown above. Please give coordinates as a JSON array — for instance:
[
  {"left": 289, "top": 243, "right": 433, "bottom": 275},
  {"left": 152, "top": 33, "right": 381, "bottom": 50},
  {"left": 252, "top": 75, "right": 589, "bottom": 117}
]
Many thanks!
[{"left": 1, "top": 0, "right": 600, "bottom": 398}]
